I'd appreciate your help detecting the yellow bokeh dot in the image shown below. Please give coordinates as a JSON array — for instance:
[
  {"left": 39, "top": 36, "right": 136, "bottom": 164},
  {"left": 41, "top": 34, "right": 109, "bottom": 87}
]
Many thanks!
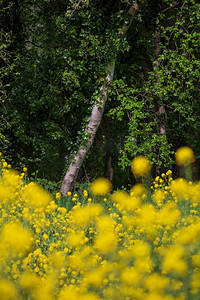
[
  {"left": 175, "top": 146, "right": 195, "bottom": 166},
  {"left": 131, "top": 156, "right": 151, "bottom": 177},
  {"left": 90, "top": 178, "right": 112, "bottom": 196}
]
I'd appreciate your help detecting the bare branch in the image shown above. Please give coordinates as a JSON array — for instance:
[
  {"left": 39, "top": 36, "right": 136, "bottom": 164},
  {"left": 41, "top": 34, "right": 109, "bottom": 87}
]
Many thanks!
[{"left": 160, "top": 1, "right": 183, "bottom": 14}]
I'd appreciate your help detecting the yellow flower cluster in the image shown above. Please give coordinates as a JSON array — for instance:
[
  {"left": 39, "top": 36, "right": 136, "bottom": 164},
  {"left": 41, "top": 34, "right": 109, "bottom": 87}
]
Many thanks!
[
  {"left": 131, "top": 156, "right": 151, "bottom": 177},
  {"left": 175, "top": 146, "right": 195, "bottom": 166},
  {"left": 90, "top": 177, "right": 112, "bottom": 196},
  {"left": 0, "top": 150, "right": 200, "bottom": 299}
]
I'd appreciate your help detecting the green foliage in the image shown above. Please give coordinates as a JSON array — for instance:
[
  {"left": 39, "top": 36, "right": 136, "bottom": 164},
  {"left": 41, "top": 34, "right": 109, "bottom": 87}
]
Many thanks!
[
  {"left": 1, "top": 0, "right": 200, "bottom": 187},
  {"left": 30, "top": 177, "right": 61, "bottom": 196},
  {"left": 3, "top": 0, "right": 130, "bottom": 180},
  {"left": 0, "top": 3, "right": 14, "bottom": 146},
  {"left": 107, "top": 0, "right": 200, "bottom": 175}
]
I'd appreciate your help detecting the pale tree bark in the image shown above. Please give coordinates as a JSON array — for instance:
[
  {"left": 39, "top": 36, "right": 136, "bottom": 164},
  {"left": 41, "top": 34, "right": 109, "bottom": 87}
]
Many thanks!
[
  {"left": 60, "top": 62, "right": 115, "bottom": 195},
  {"left": 60, "top": 1, "right": 146, "bottom": 196}
]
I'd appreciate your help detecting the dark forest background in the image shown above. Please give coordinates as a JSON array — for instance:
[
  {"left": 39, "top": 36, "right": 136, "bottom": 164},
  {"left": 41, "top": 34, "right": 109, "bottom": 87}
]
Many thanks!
[{"left": 0, "top": 0, "right": 199, "bottom": 188}]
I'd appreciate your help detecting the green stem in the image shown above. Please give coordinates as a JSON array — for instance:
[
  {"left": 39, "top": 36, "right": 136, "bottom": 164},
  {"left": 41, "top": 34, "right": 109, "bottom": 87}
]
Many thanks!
[{"left": 185, "top": 164, "right": 192, "bottom": 182}]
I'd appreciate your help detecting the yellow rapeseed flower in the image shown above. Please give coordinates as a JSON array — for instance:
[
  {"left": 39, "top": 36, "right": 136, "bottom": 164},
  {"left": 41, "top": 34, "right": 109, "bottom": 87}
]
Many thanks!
[
  {"left": 85, "top": 267, "right": 105, "bottom": 287},
  {"left": 72, "top": 204, "right": 102, "bottom": 226},
  {"left": 0, "top": 221, "right": 33, "bottom": 256},
  {"left": 56, "top": 192, "right": 61, "bottom": 200},
  {"left": 43, "top": 234, "right": 48, "bottom": 240},
  {"left": 131, "top": 156, "right": 151, "bottom": 177},
  {"left": 19, "top": 271, "right": 40, "bottom": 289},
  {"left": 152, "top": 189, "right": 165, "bottom": 206},
  {"left": 166, "top": 170, "right": 172, "bottom": 176},
  {"left": 112, "top": 190, "right": 140, "bottom": 211},
  {"left": 170, "top": 178, "right": 189, "bottom": 200},
  {"left": 130, "top": 183, "right": 146, "bottom": 198},
  {"left": 161, "top": 244, "right": 187, "bottom": 276},
  {"left": 22, "top": 182, "right": 51, "bottom": 208},
  {"left": 68, "top": 230, "right": 85, "bottom": 248},
  {"left": 0, "top": 279, "right": 18, "bottom": 300},
  {"left": 156, "top": 202, "right": 180, "bottom": 226},
  {"left": 3, "top": 161, "right": 7, "bottom": 168},
  {"left": 51, "top": 251, "right": 65, "bottom": 268},
  {"left": 175, "top": 146, "right": 195, "bottom": 166},
  {"left": 83, "top": 190, "right": 88, "bottom": 197},
  {"left": 121, "top": 267, "right": 141, "bottom": 286},
  {"left": 90, "top": 178, "right": 112, "bottom": 196},
  {"left": 144, "top": 274, "right": 170, "bottom": 292},
  {"left": 94, "top": 232, "right": 117, "bottom": 254}
]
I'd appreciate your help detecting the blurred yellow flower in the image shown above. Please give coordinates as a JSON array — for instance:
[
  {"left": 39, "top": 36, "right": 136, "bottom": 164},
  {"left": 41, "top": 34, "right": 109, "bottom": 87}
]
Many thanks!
[
  {"left": 166, "top": 170, "right": 172, "bottom": 176},
  {"left": 0, "top": 222, "right": 33, "bottom": 256},
  {"left": 131, "top": 183, "right": 146, "bottom": 198},
  {"left": 3, "top": 161, "right": 7, "bottom": 168},
  {"left": 1, "top": 148, "right": 200, "bottom": 300},
  {"left": 144, "top": 274, "right": 170, "bottom": 292},
  {"left": 175, "top": 146, "right": 195, "bottom": 166},
  {"left": 85, "top": 267, "right": 105, "bottom": 287},
  {"left": 68, "top": 230, "right": 85, "bottom": 248},
  {"left": 131, "top": 156, "right": 151, "bottom": 177},
  {"left": 43, "top": 234, "right": 48, "bottom": 240},
  {"left": 83, "top": 190, "right": 88, "bottom": 197},
  {"left": 95, "top": 232, "right": 117, "bottom": 254},
  {"left": 22, "top": 182, "right": 51, "bottom": 208},
  {"left": 112, "top": 190, "right": 140, "bottom": 211},
  {"left": 161, "top": 244, "right": 187, "bottom": 276},
  {"left": 51, "top": 251, "right": 65, "bottom": 268},
  {"left": 19, "top": 271, "right": 40, "bottom": 289},
  {"left": 170, "top": 178, "right": 189, "bottom": 200},
  {"left": 121, "top": 267, "right": 141, "bottom": 285},
  {"left": 90, "top": 177, "right": 112, "bottom": 196},
  {"left": 0, "top": 279, "right": 18, "bottom": 300},
  {"left": 152, "top": 189, "right": 165, "bottom": 206},
  {"left": 56, "top": 192, "right": 61, "bottom": 200}
]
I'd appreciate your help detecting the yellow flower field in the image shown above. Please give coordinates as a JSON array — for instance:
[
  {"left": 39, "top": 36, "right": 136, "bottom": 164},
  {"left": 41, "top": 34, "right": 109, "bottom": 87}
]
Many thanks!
[{"left": 0, "top": 148, "right": 200, "bottom": 299}]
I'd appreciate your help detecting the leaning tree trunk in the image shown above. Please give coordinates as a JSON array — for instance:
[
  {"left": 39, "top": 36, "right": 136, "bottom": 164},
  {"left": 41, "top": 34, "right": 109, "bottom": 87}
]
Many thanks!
[
  {"left": 60, "top": 62, "right": 115, "bottom": 195},
  {"left": 60, "top": 1, "right": 146, "bottom": 196}
]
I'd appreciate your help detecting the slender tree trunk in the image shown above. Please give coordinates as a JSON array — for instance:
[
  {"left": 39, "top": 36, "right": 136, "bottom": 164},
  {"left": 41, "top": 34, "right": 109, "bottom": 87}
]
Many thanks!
[
  {"left": 105, "top": 155, "right": 114, "bottom": 182},
  {"left": 60, "top": 1, "right": 146, "bottom": 196},
  {"left": 60, "top": 62, "right": 115, "bottom": 195}
]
